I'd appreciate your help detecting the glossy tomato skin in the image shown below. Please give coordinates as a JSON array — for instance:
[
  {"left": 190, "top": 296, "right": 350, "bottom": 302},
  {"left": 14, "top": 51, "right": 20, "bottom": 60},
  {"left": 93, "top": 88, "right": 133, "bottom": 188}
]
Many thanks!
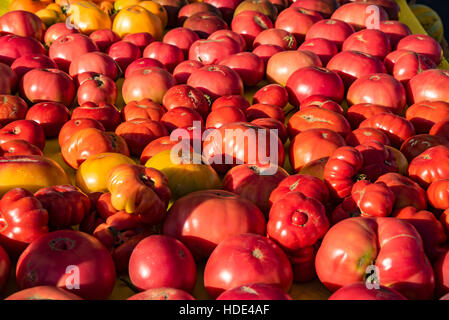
[
  {"left": 355, "top": 140, "right": 398, "bottom": 181},
  {"left": 430, "top": 120, "right": 449, "bottom": 140},
  {"left": 0, "top": 35, "right": 46, "bottom": 66},
  {"left": 253, "top": 28, "right": 297, "bottom": 50},
  {"left": 408, "top": 145, "right": 449, "bottom": 188},
  {"left": 140, "top": 136, "right": 185, "bottom": 164},
  {"left": 400, "top": 134, "right": 449, "bottom": 162},
  {"left": 0, "top": 10, "right": 43, "bottom": 41},
  {"left": 289, "top": 128, "right": 346, "bottom": 173},
  {"left": 397, "top": 34, "right": 442, "bottom": 65},
  {"left": 301, "top": 96, "right": 344, "bottom": 115},
  {"left": 392, "top": 51, "right": 436, "bottom": 84},
  {"left": 16, "top": 230, "right": 116, "bottom": 300},
  {"left": 71, "top": 102, "right": 121, "bottom": 131},
  {"left": 315, "top": 217, "right": 435, "bottom": 300},
  {"left": 345, "top": 127, "right": 391, "bottom": 147},
  {"left": 379, "top": 20, "right": 412, "bottom": 48},
  {"left": 161, "top": 106, "right": 203, "bottom": 132},
  {"left": 89, "top": 29, "right": 121, "bottom": 52},
  {"left": 183, "top": 12, "right": 228, "bottom": 39},
  {"left": 0, "top": 94, "right": 28, "bottom": 127},
  {"left": 351, "top": 180, "right": 395, "bottom": 217},
  {"left": 125, "top": 57, "right": 166, "bottom": 78},
  {"left": 208, "top": 29, "right": 247, "bottom": 52},
  {"left": 0, "top": 119, "right": 45, "bottom": 150},
  {"left": 267, "top": 191, "right": 329, "bottom": 251},
  {"left": 330, "top": 2, "right": 388, "bottom": 30},
  {"left": 127, "top": 288, "right": 195, "bottom": 300},
  {"left": 25, "top": 102, "right": 70, "bottom": 138},
  {"left": 204, "top": 233, "right": 293, "bottom": 299},
  {"left": 44, "top": 23, "right": 79, "bottom": 47},
  {"left": 121, "top": 99, "right": 166, "bottom": 122},
  {"left": 406, "top": 101, "right": 449, "bottom": 134},
  {"left": 251, "top": 44, "right": 284, "bottom": 66},
  {"left": 163, "top": 27, "right": 200, "bottom": 58},
  {"left": 274, "top": 7, "right": 323, "bottom": 43},
  {"left": 58, "top": 118, "right": 105, "bottom": 147},
  {"left": 252, "top": 84, "right": 288, "bottom": 108},
  {"left": 20, "top": 68, "right": 76, "bottom": 106},
  {"left": 162, "top": 190, "right": 266, "bottom": 259},
  {"left": 219, "top": 52, "right": 264, "bottom": 86},
  {"left": 211, "top": 95, "right": 250, "bottom": 112},
  {"left": 346, "top": 103, "right": 392, "bottom": 129},
  {"left": 305, "top": 19, "right": 355, "bottom": 48},
  {"left": 11, "top": 54, "right": 58, "bottom": 80},
  {"left": 5, "top": 286, "right": 83, "bottom": 300},
  {"left": 231, "top": 11, "right": 273, "bottom": 49},
  {"left": 129, "top": 235, "right": 196, "bottom": 292},
  {"left": 290, "top": 0, "right": 336, "bottom": 18},
  {"left": 162, "top": 84, "right": 210, "bottom": 118},
  {"left": 299, "top": 38, "right": 338, "bottom": 65},
  {"left": 61, "top": 128, "right": 129, "bottom": 169},
  {"left": 286, "top": 66, "right": 344, "bottom": 106},
  {"left": 77, "top": 73, "right": 117, "bottom": 106},
  {"left": 69, "top": 51, "right": 120, "bottom": 81},
  {"left": 143, "top": 41, "right": 185, "bottom": 73},
  {"left": 107, "top": 41, "right": 141, "bottom": 72},
  {"left": 329, "top": 283, "right": 407, "bottom": 300},
  {"left": 434, "top": 251, "right": 449, "bottom": 296},
  {"left": 427, "top": 179, "right": 449, "bottom": 210},
  {"left": 189, "top": 37, "right": 241, "bottom": 66},
  {"left": 246, "top": 103, "right": 284, "bottom": 122},
  {"left": 251, "top": 117, "right": 287, "bottom": 143},
  {"left": 326, "top": 51, "right": 387, "bottom": 88},
  {"left": 206, "top": 105, "right": 246, "bottom": 129},
  {"left": 359, "top": 113, "right": 415, "bottom": 148},
  {"left": 172, "top": 60, "right": 204, "bottom": 84},
  {"left": 187, "top": 64, "right": 244, "bottom": 101},
  {"left": 0, "top": 139, "right": 42, "bottom": 158},
  {"left": 217, "top": 283, "right": 292, "bottom": 300},
  {"left": 123, "top": 32, "right": 155, "bottom": 52},
  {"left": 0, "top": 188, "right": 48, "bottom": 257},
  {"left": 342, "top": 29, "right": 391, "bottom": 60},
  {"left": 407, "top": 69, "right": 449, "bottom": 105}
]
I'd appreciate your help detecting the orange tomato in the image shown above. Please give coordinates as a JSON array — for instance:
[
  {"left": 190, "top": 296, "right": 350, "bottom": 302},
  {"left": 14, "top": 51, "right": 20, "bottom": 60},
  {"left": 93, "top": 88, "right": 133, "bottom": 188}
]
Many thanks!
[
  {"left": 9, "top": 0, "right": 50, "bottom": 13},
  {"left": 66, "top": 0, "right": 112, "bottom": 35},
  {"left": 137, "top": 1, "right": 167, "bottom": 29},
  {"left": 112, "top": 5, "right": 163, "bottom": 40}
]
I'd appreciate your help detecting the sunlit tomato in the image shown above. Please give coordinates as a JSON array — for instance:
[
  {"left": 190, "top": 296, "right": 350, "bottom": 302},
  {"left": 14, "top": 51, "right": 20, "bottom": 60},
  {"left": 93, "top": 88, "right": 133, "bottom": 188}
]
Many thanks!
[
  {"left": 329, "top": 282, "right": 407, "bottom": 300},
  {"left": 204, "top": 233, "right": 293, "bottom": 299},
  {"left": 397, "top": 34, "right": 442, "bottom": 65},
  {"left": 123, "top": 32, "right": 155, "bottom": 52},
  {"left": 252, "top": 84, "right": 288, "bottom": 108},
  {"left": 427, "top": 179, "right": 449, "bottom": 210},
  {"left": 0, "top": 35, "right": 45, "bottom": 66},
  {"left": 379, "top": 20, "right": 411, "bottom": 48},
  {"left": 162, "top": 84, "right": 210, "bottom": 118},
  {"left": 346, "top": 103, "right": 392, "bottom": 129},
  {"left": 431, "top": 120, "right": 449, "bottom": 140},
  {"left": 290, "top": 0, "right": 336, "bottom": 18},
  {"left": 143, "top": 41, "right": 184, "bottom": 73},
  {"left": 251, "top": 44, "right": 284, "bottom": 66},
  {"left": 138, "top": 0, "right": 168, "bottom": 28},
  {"left": 183, "top": 12, "right": 228, "bottom": 39},
  {"left": 0, "top": 139, "right": 42, "bottom": 158},
  {"left": 266, "top": 50, "right": 321, "bottom": 87},
  {"left": 0, "top": 119, "right": 45, "bottom": 150},
  {"left": 211, "top": 95, "right": 250, "bottom": 112},
  {"left": 106, "top": 41, "right": 141, "bottom": 72},
  {"left": 58, "top": 118, "right": 105, "bottom": 147},
  {"left": 251, "top": 117, "right": 287, "bottom": 143},
  {"left": 219, "top": 52, "right": 264, "bottom": 86},
  {"left": 69, "top": 51, "right": 120, "bottom": 81},
  {"left": 289, "top": 128, "right": 346, "bottom": 173},
  {"left": 43, "top": 23, "right": 78, "bottom": 48},
  {"left": 172, "top": 59, "right": 204, "bottom": 84},
  {"left": 77, "top": 74, "right": 118, "bottom": 106},
  {"left": 160, "top": 107, "right": 203, "bottom": 132},
  {"left": 408, "top": 145, "right": 449, "bottom": 188},
  {"left": 75, "top": 152, "right": 135, "bottom": 194},
  {"left": 205, "top": 105, "right": 245, "bottom": 129},
  {"left": 88, "top": 29, "right": 120, "bottom": 52},
  {"left": 5, "top": 286, "right": 83, "bottom": 300},
  {"left": 330, "top": 2, "right": 389, "bottom": 30},
  {"left": 163, "top": 27, "right": 200, "bottom": 58},
  {"left": 49, "top": 34, "right": 99, "bottom": 72},
  {"left": 246, "top": 103, "right": 284, "bottom": 122},
  {"left": 11, "top": 54, "right": 58, "bottom": 80},
  {"left": 208, "top": 29, "right": 247, "bottom": 52},
  {"left": 25, "top": 102, "right": 70, "bottom": 138},
  {"left": 66, "top": 0, "right": 111, "bottom": 35},
  {"left": 140, "top": 136, "right": 182, "bottom": 164},
  {"left": 391, "top": 51, "right": 437, "bottom": 84},
  {"left": 407, "top": 69, "right": 449, "bottom": 105},
  {"left": 253, "top": 28, "right": 297, "bottom": 50},
  {"left": 286, "top": 67, "right": 344, "bottom": 106},
  {"left": 233, "top": 0, "right": 277, "bottom": 21},
  {"left": 305, "top": 19, "right": 354, "bottom": 48},
  {"left": 299, "top": 157, "right": 328, "bottom": 181},
  {"left": 61, "top": 128, "right": 129, "bottom": 169},
  {"left": 345, "top": 127, "right": 390, "bottom": 147},
  {"left": 122, "top": 67, "right": 176, "bottom": 105},
  {"left": 326, "top": 51, "right": 387, "bottom": 88},
  {"left": 342, "top": 29, "right": 391, "bottom": 61},
  {"left": 231, "top": 10, "right": 272, "bottom": 49},
  {"left": 202, "top": 0, "right": 241, "bottom": 22},
  {"left": 112, "top": 5, "right": 164, "bottom": 40},
  {"left": 71, "top": 102, "right": 121, "bottom": 131},
  {"left": 400, "top": 134, "right": 449, "bottom": 162},
  {"left": 178, "top": 2, "right": 223, "bottom": 25},
  {"left": 0, "top": 10, "right": 44, "bottom": 41},
  {"left": 300, "top": 95, "right": 344, "bottom": 114},
  {"left": 189, "top": 37, "right": 241, "bottom": 66},
  {"left": 298, "top": 38, "right": 338, "bottom": 66},
  {"left": 0, "top": 95, "right": 28, "bottom": 127},
  {"left": 217, "top": 283, "right": 292, "bottom": 300},
  {"left": 350, "top": 180, "right": 395, "bottom": 218},
  {"left": 125, "top": 57, "right": 165, "bottom": 78},
  {"left": 274, "top": 7, "right": 322, "bottom": 43},
  {"left": 8, "top": 0, "right": 48, "bottom": 13},
  {"left": 121, "top": 99, "right": 165, "bottom": 122}
]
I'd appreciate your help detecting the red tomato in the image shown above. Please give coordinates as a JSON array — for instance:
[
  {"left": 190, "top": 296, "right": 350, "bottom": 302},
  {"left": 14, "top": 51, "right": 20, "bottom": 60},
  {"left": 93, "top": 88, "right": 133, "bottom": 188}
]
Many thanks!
[
  {"left": 286, "top": 66, "right": 344, "bottom": 106},
  {"left": 406, "top": 101, "right": 449, "bottom": 133},
  {"left": 0, "top": 63, "right": 17, "bottom": 96},
  {"left": 251, "top": 117, "right": 287, "bottom": 143},
  {"left": 178, "top": 2, "right": 222, "bottom": 25},
  {"left": 203, "top": 0, "right": 241, "bottom": 22},
  {"left": 187, "top": 64, "right": 244, "bottom": 101},
  {"left": 430, "top": 120, "right": 449, "bottom": 139},
  {"left": 0, "top": 10, "right": 43, "bottom": 41},
  {"left": 69, "top": 51, "right": 120, "bottom": 81},
  {"left": 251, "top": 44, "right": 284, "bottom": 66},
  {"left": 89, "top": 29, "right": 120, "bottom": 52},
  {"left": 5, "top": 286, "right": 83, "bottom": 300},
  {"left": 107, "top": 41, "right": 141, "bottom": 72},
  {"left": 0, "top": 119, "right": 45, "bottom": 150},
  {"left": 327, "top": 51, "right": 387, "bottom": 88},
  {"left": 379, "top": 20, "right": 412, "bottom": 48},
  {"left": 71, "top": 102, "right": 121, "bottom": 131},
  {"left": 299, "top": 38, "right": 338, "bottom": 65},
  {"left": 11, "top": 54, "right": 58, "bottom": 80},
  {"left": 407, "top": 69, "right": 449, "bottom": 104},
  {"left": 49, "top": 34, "right": 98, "bottom": 72},
  {"left": 217, "top": 283, "right": 292, "bottom": 300},
  {"left": 329, "top": 282, "right": 407, "bottom": 300},
  {"left": 206, "top": 105, "right": 246, "bottom": 128},
  {"left": 355, "top": 140, "right": 398, "bottom": 181},
  {"left": 208, "top": 29, "right": 247, "bottom": 51},
  {"left": 162, "top": 84, "right": 210, "bottom": 118},
  {"left": 189, "top": 37, "right": 241, "bottom": 65},
  {"left": 400, "top": 134, "right": 449, "bottom": 162},
  {"left": 351, "top": 180, "right": 395, "bottom": 217},
  {"left": 140, "top": 136, "right": 185, "bottom": 164},
  {"left": 162, "top": 190, "right": 266, "bottom": 258},
  {"left": 345, "top": 127, "right": 390, "bottom": 146},
  {"left": 300, "top": 95, "right": 343, "bottom": 115},
  {"left": 16, "top": 230, "right": 116, "bottom": 300},
  {"left": 290, "top": 0, "right": 336, "bottom": 18},
  {"left": 172, "top": 59, "right": 204, "bottom": 84},
  {"left": 143, "top": 41, "right": 184, "bottom": 73},
  {"left": 161, "top": 106, "right": 203, "bottom": 132},
  {"left": 204, "top": 233, "right": 293, "bottom": 298},
  {"left": 25, "top": 102, "right": 70, "bottom": 138},
  {"left": 305, "top": 19, "right": 354, "bottom": 48},
  {"left": 0, "top": 188, "right": 48, "bottom": 257},
  {"left": 0, "top": 139, "right": 42, "bottom": 157},
  {"left": 58, "top": 118, "right": 105, "bottom": 147},
  {"left": 0, "top": 95, "right": 28, "bottom": 127},
  {"left": 77, "top": 73, "right": 117, "bottom": 106},
  {"left": 219, "top": 52, "right": 264, "bottom": 86},
  {"left": 427, "top": 179, "right": 449, "bottom": 210},
  {"left": 316, "top": 217, "right": 435, "bottom": 299},
  {"left": 408, "top": 145, "right": 449, "bottom": 188},
  {"left": 434, "top": 251, "right": 449, "bottom": 296},
  {"left": 246, "top": 103, "right": 284, "bottom": 122},
  {"left": 163, "top": 27, "right": 200, "bottom": 57},
  {"left": 342, "top": 29, "right": 391, "bottom": 60},
  {"left": 122, "top": 67, "right": 176, "bottom": 105},
  {"left": 253, "top": 28, "right": 297, "bottom": 50},
  {"left": 19, "top": 68, "right": 76, "bottom": 106},
  {"left": 127, "top": 288, "right": 195, "bottom": 300},
  {"left": 359, "top": 113, "right": 415, "bottom": 148},
  {"left": 124, "top": 57, "right": 166, "bottom": 78},
  {"left": 289, "top": 128, "right": 346, "bottom": 173},
  {"left": 121, "top": 99, "right": 166, "bottom": 122},
  {"left": 183, "top": 12, "right": 228, "bottom": 39},
  {"left": 211, "top": 94, "right": 250, "bottom": 112},
  {"left": 392, "top": 51, "right": 436, "bottom": 84},
  {"left": 115, "top": 119, "right": 168, "bottom": 156},
  {"left": 123, "top": 32, "right": 155, "bottom": 52},
  {"left": 397, "top": 34, "right": 442, "bottom": 65},
  {"left": 231, "top": 11, "right": 273, "bottom": 49},
  {"left": 346, "top": 103, "right": 392, "bottom": 129},
  {"left": 330, "top": 2, "right": 389, "bottom": 30},
  {"left": 0, "top": 35, "right": 45, "bottom": 66},
  {"left": 44, "top": 23, "right": 79, "bottom": 47},
  {"left": 129, "top": 235, "right": 196, "bottom": 292},
  {"left": 274, "top": 7, "right": 322, "bottom": 43},
  {"left": 252, "top": 84, "right": 288, "bottom": 108}
]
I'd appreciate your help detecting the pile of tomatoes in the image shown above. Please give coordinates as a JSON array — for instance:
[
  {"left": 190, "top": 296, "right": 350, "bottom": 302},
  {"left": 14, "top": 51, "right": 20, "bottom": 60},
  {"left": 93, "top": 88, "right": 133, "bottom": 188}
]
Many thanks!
[{"left": 1, "top": 0, "right": 449, "bottom": 301}]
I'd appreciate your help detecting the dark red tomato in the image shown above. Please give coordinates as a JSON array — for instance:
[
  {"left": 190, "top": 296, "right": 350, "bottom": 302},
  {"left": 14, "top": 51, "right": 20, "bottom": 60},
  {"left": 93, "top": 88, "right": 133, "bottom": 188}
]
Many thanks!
[
  {"left": 162, "top": 190, "right": 266, "bottom": 259},
  {"left": 345, "top": 127, "right": 390, "bottom": 147},
  {"left": 286, "top": 66, "right": 344, "bottom": 106},
  {"left": 379, "top": 20, "right": 412, "bottom": 48},
  {"left": 397, "top": 34, "right": 442, "bottom": 65},
  {"left": 290, "top": 0, "right": 336, "bottom": 18},
  {"left": 217, "top": 283, "right": 292, "bottom": 300},
  {"left": 434, "top": 250, "right": 449, "bottom": 297},
  {"left": 346, "top": 103, "right": 393, "bottom": 129},
  {"left": 342, "top": 29, "right": 391, "bottom": 60},
  {"left": 267, "top": 191, "right": 329, "bottom": 251},
  {"left": 347, "top": 74, "right": 406, "bottom": 115},
  {"left": 211, "top": 95, "right": 250, "bottom": 112},
  {"left": 0, "top": 35, "right": 46, "bottom": 66},
  {"left": 355, "top": 140, "right": 398, "bottom": 181},
  {"left": 231, "top": 10, "right": 273, "bottom": 49},
  {"left": 129, "top": 235, "right": 196, "bottom": 292},
  {"left": 162, "top": 84, "right": 210, "bottom": 118},
  {"left": 289, "top": 128, "right": 346, "bottom": 173},
  {"left": 400, "top": 134, "right": 449, "bottom": 162},
  {"left": 326, "top": 51, "right": 387, "bottom": 88},
  {"left": 430, "top": 120, "right": 449, "bottom": 140},
  {"left": 246, "top": 103, "right": 284, "bottom": 122},
  {"left": 253, "top": 28, "right": 297, "bottom": 50},
  {"left": 329, "top": 283, "right": 407, "bottom": 300},
  {"left": 89, "top": 29, "right": 120, "bottom": 52},
  {"left": 161, "top": 106, "right": 204, "bottom": 132},
  {"left": 127, "top": 288, "right": 195, "bottom": 300},
  {"left": 172, "top": 59, "right": 204, "bottom": 84},
  {"left": 305, "top": 19, "right": 354, "bottom": 48},
  {"left": 287, "top": 245, "right": 317, "bottom": 283},
  {"left": 5, "top": 286, "right": 83, "bottom": 300},
  {"left": 0, "top": 119, "right": 46, "bottom": 150},
  {"left": 219, "top": 52, "right": 265, "bottom": 86},
  {"left": 178, "top": 2, "right": 222, "bottom": 25},
  {"left": 58, "top": 118, "right": 105, "bottom": 147},
  {"left": 16, "top": 230, "right": 116, "bottom": 300},
  {"left": 11, "top": 54, "right": 58, "bottom": 80},
  {"left": 408, "top": 145, "right": 449, "bottom": 188},
  {"left": 143, "top": 41, "right": 184, "bottom": 73},
  {"left": 203, "top": 0, "right": 242, "bottom": 23},
  {"left": 183, "top": 12, "right": 228, "bottom": 39},
  {"left": 71, "top": 102, "right": 121, "bottom": 131},
  {"left": 206, "top": 105, "right": 246, "bottom": 128},
  {"left": 107, "top": 41, "right": 141, "bottom": 72},
  {"left": 274, "top": 7, "right": 322, "bottom": 43},
  {"left": 0, "top": 95, "right": 28, "bottom": 127},
  {"left": 407, "top": 69, "right": 449, "bottom": 104},
  {"left": 123, "top": 32, "right": 155, "bottom": 51},
  {"left": 25, "top": 102, "right": 70, "bottom": 138},
  {"left": 406, "top": 101, "right": 449, "bottom": 134},
  {"left": 163, "top": 27, "right": 200, "bottom": 58},
  {"left": 392, "top": 51, "right": 436, "bottom": 84},
  {"left": 0, "top": 241, "right": 10, "bottom": 291},
  {"left": 359, "top": 113, "right": 415, "bottom": 148},
  {"left": 299, "top": 38, "right": 338, "bottom": 65}
]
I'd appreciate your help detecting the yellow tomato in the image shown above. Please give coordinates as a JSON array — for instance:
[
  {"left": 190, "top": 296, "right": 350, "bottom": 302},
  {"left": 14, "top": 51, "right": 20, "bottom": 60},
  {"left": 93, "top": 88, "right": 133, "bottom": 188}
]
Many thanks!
[
  {"left": 114, "top": 0, "right": 140, "bottom": 11},
  {"left": 112, "top": 5, "right": 163, "bottom": 40},
  {"left": 46, "top": 3, "right": 64, "bottom": 13},
  {"left": 145, "top": 149, "right": 222, "bottom": 199},
  {"left": 67, "top": 0, "right": 112, "bottom": 35},
  {"left": 76, "top": 152, "right": 135, "bottom": 193},
  {"left": 137, "top": 1, "right": 167, "bottom": 29},
  {"left": 9, "top": 0, "right": 49, "bottom": 13},
  {"left": 36, "top": 8, "right": 66, "bottom": 27},
  {"left": 0, "top": 155, "right": 71, "bottom": 196}
]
